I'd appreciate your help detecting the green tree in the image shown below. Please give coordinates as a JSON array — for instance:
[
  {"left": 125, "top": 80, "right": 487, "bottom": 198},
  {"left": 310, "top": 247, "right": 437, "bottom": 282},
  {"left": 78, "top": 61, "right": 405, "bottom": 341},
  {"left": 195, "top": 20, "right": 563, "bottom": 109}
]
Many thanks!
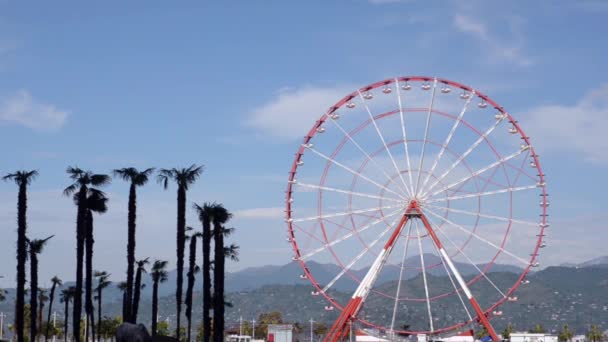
[
  {"left": 113, "top": 167, "right": 154, "bottom": 323},
  {"left": 45, "top": 276, "right": 63, "bottom": 341},
  {"left": 559, "top": 324, "right": 574, "bottom": 342},
  {"left": 157, "top": 165, "right": 204, "bottom": 341},
  {"left": 94, "top": 271, "right": 112, "bottom": 342},
  {"left": 150, "top": 260, "right": 169, "bottom": 336},
  {"left": 476, "top": 326, "right": 489, "bottom": 340},
  {"left": 156, "top": 320, "right": 170, "bottom": 337},
  {"left": 502, "top": 323, "right": 514, "bottom": 340},
  {"left": 27, "top": 235, "right": 53, "bottom": 342},
  {"left": 185, "top": 229, "right": 202, "bottom": 342},
  {"left": 3, "top": 170, "right": 38, "bottom": 342},
  {"left": 255, "top": 312, "right": 283, "bottom": 339},
  {"left": 530, "top": 325, "right": 546, "bottom": 333},
  {"left": 97, "top": 316, "right": 122, "bottom": 340},
  {"left": 64, "top": 167, "right": 110, "bottom": 342},
  {"left": 132, "top": 258, "right": 149, "bottom": 323},
  {"left": 586, "top": 325, "right": 604, "bottom": 342},
  {"left": 314, "top": 322, "right": 328, "bottom": 338}
]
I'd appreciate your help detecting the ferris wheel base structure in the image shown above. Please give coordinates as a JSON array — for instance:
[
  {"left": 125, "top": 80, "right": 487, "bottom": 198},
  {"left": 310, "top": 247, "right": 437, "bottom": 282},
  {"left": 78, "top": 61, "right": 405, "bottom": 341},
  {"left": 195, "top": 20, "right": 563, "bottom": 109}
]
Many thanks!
[{"left": 323, "top": 201, "right": 500, "bottom": 342}]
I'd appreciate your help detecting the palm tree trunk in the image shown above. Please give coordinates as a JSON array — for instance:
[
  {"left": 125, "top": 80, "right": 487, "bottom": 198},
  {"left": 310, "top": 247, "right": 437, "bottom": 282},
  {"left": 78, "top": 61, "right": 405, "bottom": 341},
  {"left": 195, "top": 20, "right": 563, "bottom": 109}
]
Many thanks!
[
  {"left": 74, "top": 185, "right": 88, "bottom": 342},
  {"left": 151, "top": 280, "right": 158, "bottom": 336},
  {"left": 202, "top": 214, "right": 212, "bottom": 342},
  {"left": 16, "top": 182, "right": 27, "bottom": 342},
  {"left": 125, "top": 183, "right": 137, "bottom": 324},
  {"left": 30, "top": 253, "right": 39, "bottom": 342},
  {"left": 175, "top": 186, "right": 187, "bottom": 340},
  {"left": 186, "top": 235, "right": 197, "bottom": 342},
  {"left": 132, "top": 268, "right": 142, "bottom": 323},
  {"left": 97, "top": 287, "right": 102, "bottom": 342},
  {"left": 122, "top": 291, "right": 128, "bottom": 322},
  {"left": 64, "top": 300, "right": 69, "bottom": 342},
  {"left": 85, "top": 212, "right": 96, "bottom": 341},
  {"left": 213, "top": 223, "right": 223, "bottom": 342},
  {"left": 45, "top": 283, "right": 57, "bottom": 341}
]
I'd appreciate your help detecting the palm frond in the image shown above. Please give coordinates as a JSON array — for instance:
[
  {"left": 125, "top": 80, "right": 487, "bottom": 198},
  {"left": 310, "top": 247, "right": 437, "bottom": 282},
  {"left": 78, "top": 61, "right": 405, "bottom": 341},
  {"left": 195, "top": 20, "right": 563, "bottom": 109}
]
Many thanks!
[{"left": 90, "top": 174, "right": 111, "bottom": 186}]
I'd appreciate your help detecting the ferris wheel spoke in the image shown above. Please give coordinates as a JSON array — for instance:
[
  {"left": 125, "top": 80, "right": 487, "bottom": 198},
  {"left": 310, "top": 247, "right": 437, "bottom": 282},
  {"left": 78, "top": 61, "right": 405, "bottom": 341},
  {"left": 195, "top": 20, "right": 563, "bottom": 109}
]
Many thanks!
[
  {"left": 421, "top": 118, "right": 503, "bottom": 198},
  {"left": 395, "top": 78, "right": 416, "bottom": 197},
  {"left": 322, "top": 215, "right": 402, "bottom": 292},
  {"left": 424, "top": 148, "right": 527, "bottom": 199},
  {"left": 389, "top": 220, "right": 413, "bottom": 332},
  {"left": 424, "top": 208, "right": 530, "bottom": 266},
  {"left": 296, "top": 182, "right": 403, "bottom": 203},
  {"left": 299, "top": 208, "right": 403, "bottom": 261},
  {"left": 326, "top": 115, "right": 411, "bottom": 197},
  {"left": 415, "top": 79, "right": 438, "bottom": 196},
  {"left": 424, "top": 218, "right": 473, "bottom": 322},
  {"left": 415, "top": 220, "right": 434, "bottom": 332},
  {"left": 356, "top": 90, "right": 413, "bottom": 199},
  {"left": 425, "top": 184, "right": 538, "bottom": 204},
  {"left": 419, "top": 90, "right": 475, "bottom": 197},
  {"left": 292, "top": 204, "right": 403, "bottom": 223},
  {"left": 426, "top": 215, "right": 507, "bottom": 299},
  {"left": 305, "top": 146, "right": 407, "bottom": 200},
  {"left": 424, "top": 204, "right": 539, "bottom": 227}
]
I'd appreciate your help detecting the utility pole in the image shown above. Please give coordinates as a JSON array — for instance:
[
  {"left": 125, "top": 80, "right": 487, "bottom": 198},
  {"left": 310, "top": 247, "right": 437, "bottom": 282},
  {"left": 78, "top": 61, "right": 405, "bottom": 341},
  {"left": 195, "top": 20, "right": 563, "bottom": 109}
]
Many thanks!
[
  {"left": 52, "top": 311, "right": 57, "bottom": 342},
  {"left": 239, "top": 316, "right": 243, "bottom": 336},
  {"left": 0, "top": 312, "right": 6, "bottom": 340},
  {"left": 251, "top": 319, "right": 256, "bottom": 340},
  {"left": 309, "top": 319, "right": 314, "bottom": 342}
]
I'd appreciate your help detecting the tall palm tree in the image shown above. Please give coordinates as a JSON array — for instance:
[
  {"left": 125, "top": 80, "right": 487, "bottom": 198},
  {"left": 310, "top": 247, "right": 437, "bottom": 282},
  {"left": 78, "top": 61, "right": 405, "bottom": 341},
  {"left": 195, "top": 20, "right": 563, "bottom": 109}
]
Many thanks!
[
  {"left": 3, "top": 170, "right": 38, "bottom": 342},
  {"left": 60, "top": 286, "right": 76, "bottom": 342},
  {"left": 45, "top": 276, "right": 63, "bottom": 341},
  {"left": 63, "top": 167, "right": 110, "bottom": 342},
  {"left": 150, "top": 260, "right": 169, "bottom": 336},
  {"left": 157, "top": 164, "right": 203, "bottom": 340},
  {"left": 210, "top": 204, "right": 233, "bottom": 342},
  {"left": 38, "top": 288, "right": 49, "bottom": 338},
  {"left": 113, "top": 167, "right": 154, "bottom": 323},
  {"left": 27, "top": 235, "right": 54, "bottom": 342},
  {"left": 94, "top": 271, "right": 111, "bottom": 342},
  {"left": 194, "top": 203, "right": 213, "bottom": 342},
  {"left": 132, "top": 258, "right": 149, "bottom": 323},
  {"left": 185, "top": 230, "right": 201, "bottom": 342},
  {"left": 116, "top": 281, "right": 128, "bottom": 320},
  {"left": 78, "top": 189, "right": 108, "bottom": 341}
]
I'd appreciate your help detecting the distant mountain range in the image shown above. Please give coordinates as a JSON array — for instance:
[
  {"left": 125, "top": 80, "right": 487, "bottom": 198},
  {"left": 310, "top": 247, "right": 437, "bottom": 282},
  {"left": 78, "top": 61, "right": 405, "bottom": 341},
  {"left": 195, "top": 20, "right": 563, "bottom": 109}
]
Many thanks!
[{"left": 561, "top": 255, "right": 608, "bottom": 268}]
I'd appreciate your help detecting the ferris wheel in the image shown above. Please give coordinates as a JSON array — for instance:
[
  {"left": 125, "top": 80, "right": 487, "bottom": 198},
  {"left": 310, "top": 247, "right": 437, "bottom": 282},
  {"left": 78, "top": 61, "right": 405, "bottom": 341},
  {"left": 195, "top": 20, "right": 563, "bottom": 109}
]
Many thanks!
[{"left": 285, "top": 76, "right": 549, "bottom": 342}]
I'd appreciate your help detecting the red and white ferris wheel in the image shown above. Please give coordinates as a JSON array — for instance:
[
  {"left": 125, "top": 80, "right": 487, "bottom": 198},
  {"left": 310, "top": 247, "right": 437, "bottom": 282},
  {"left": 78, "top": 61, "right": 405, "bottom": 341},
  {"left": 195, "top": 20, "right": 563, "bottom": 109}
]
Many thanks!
[{"left": 285, "top": 76, "right": 549, "bottom": 342}]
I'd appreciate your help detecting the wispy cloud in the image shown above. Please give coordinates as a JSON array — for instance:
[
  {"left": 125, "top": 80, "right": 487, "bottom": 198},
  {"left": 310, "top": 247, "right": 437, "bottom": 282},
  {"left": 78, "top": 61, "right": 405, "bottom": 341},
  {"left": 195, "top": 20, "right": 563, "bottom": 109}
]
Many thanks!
[
  {"left": 522, "top": 84, "right": 608, "bottom": 164},
  {"left": 453, "top": 14, "right": 533, "bottom": 67},
  {"left": 234, "top": 207, "right": 284, "bottom": 219},
  {"left": 247, "top": 85, "right": 353, "bottom": 140},
  {"left": 0, "top": 90, "right": 69, "bottom": 131}
]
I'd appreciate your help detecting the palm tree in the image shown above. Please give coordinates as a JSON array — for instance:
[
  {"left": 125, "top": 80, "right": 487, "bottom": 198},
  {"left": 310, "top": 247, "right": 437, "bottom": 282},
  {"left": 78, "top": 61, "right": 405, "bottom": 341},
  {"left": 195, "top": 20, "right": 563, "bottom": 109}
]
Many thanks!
[
  {"left": 132, "top": 258, "right": 149, "bottom": 323},
  {"left": 185, "top": 230, "right": 202, "bottom": 342},
  {"left": 113, "top": 167, "right": 154, "bottom": 323},
  {"left": 94, "top": 271, "right": 111, "bottom": 342},
  {"left": 150, "top": 260, "right": 169, "bottom": 336},
  {"left": 60, "top": 286, "right": 76, "bottom": 342},
  {"left": 116, "top": 281, "right": 128, "bottom": 320},
  {"left": 157, "top": 164, "right": 203, "bottom": 340},
  {"left": 210, "top": 204, "right": 233, "bottom": 342},
  {"left": 38, "top": 288, "right": 49, "bottom": 338},
  {"left": 194, "top": 203, "right": 213, "bottom": 342},
  {"left": 27, "top": 235, "right": 54, "bottom": 342},
  {"left": 45, "top": 276, "right": 63, "bottom": 341},
  {"left": 78, "top": 189, "right": 108, "bottom": 341},
  {"left": 63, "top": 167, "right": 110, "bottom": 342},
  {"left": 3, "top": 170, "right": 38, "bottom": 342}
]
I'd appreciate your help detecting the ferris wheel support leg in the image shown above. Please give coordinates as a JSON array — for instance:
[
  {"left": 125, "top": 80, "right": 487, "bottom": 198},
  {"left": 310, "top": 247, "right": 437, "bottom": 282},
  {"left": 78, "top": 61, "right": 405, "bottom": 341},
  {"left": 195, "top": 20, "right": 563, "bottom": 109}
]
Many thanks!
[
  {"left": 323, "top": 210, "right": 412, "bottom": 342},
  {"left": 418, "top": 213, "right": 500, "bottom": 342}
]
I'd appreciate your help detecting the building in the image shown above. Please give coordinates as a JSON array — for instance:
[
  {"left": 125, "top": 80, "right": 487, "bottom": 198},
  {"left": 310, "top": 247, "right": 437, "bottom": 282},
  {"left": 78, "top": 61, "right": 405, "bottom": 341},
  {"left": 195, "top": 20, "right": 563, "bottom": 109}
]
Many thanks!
[
  {"left": 510, "top": 332, "right": 558, "bottom": 342},
  {"left": 268, "top": 324, "right": 293, "bottom": 342}
]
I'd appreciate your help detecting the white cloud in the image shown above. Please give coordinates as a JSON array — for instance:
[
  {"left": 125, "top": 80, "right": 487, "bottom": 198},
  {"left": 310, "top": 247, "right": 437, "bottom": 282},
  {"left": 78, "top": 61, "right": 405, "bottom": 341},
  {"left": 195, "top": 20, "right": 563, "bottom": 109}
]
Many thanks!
[
  {"left": 234, "top": 207, "right": 284, "bottom": 219},
  {"left": 247, "top": 85, "right": 353, "bottom": 140},
  {"left": 0, "top": 90, "right": 68, "bottom": 131},
  {"left": 453, "top": 14, "right": 533, "bottom": 67},
  {"left": 522, "top": 84, "right": 608, "bottom": 164}
]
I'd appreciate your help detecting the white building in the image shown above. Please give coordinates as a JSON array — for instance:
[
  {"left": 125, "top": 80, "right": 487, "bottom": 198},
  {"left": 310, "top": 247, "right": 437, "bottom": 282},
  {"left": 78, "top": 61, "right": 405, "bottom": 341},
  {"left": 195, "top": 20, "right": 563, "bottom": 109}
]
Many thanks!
[
  {"left": 510, "top": 332, "right": 558, "bottom": 342},
  {"left": 268, "top": 324, "right": 293, "bottom": 342}
]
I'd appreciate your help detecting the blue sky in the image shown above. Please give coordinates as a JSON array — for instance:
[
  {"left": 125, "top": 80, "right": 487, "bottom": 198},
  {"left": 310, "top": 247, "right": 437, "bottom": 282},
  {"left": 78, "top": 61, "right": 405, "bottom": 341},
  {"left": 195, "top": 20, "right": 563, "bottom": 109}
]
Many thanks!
[{"left": 0, "top": 1, "right": 607, "bottom": 287}]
